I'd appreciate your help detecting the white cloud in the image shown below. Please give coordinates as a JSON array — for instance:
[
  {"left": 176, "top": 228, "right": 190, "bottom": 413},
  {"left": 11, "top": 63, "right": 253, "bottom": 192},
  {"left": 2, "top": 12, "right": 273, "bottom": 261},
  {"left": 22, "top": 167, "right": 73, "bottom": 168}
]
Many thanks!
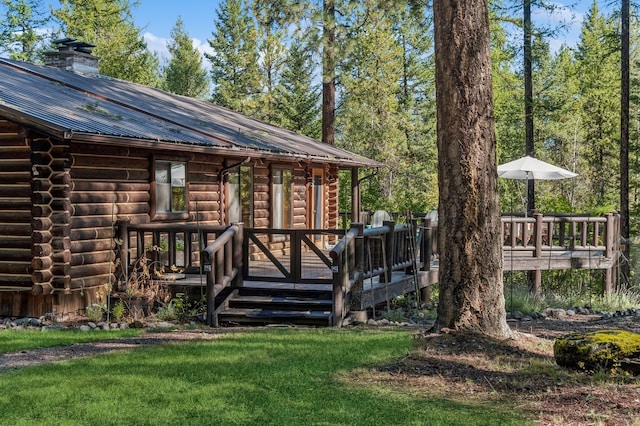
[
  {"left": 144, "top": 32, "right": 212, "bottom": 71},
  {"left": 532, "top": 2, "right": 584, "bottom": 50},
  {"left": 192, "top": 37, "right": 214, "bottom": 58},
  {"left": 144, "top": 32, "right": 170, "bottom": 63}
]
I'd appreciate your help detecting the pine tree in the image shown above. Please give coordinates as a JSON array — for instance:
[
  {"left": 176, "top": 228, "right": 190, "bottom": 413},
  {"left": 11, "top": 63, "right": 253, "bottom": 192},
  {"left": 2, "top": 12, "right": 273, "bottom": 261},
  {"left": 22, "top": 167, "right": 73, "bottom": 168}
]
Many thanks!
[
  {"left": 251, "top": 0, "right": 305, "bottom": 124},
  {"left": 392, "top": 3, "right": 438, "bottom": 212},
  {"left": 0, "top": 0, "right": 52, "bottom": 62},
  {"left": 274, "top": 40, "right": 321, "bottom": 139},
  {"left": 206, "top": 0, "right": 261, "bottom": 115},
  {"left": 52, "top": 0, "right": 159, "bottom": 85},
  {"left": 574, "top": 2, "right": 620, "bottom": 210},
  {"left": 161, "top": 17, "right": 209, "bottom": 98},
  {"left": 433, "top": 0, "right": 511, "bottom": 339},
  {"left": 337, "top": 5, "right": 405, "bottom": 210}
]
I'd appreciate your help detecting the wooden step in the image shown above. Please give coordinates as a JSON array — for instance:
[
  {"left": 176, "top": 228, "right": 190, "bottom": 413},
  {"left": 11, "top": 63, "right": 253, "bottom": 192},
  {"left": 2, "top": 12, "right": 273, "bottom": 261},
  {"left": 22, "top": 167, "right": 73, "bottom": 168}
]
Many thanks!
[
  {"left": 236, "top": 286, "right": 332, "bottom": 300},
  {"left": 230, "top": 294, "right": 332, "bottom": 311},
  {"left": 218, "top": 307, "right": 332, "bottom": 326},
  {"left": 212, "top": 284, "right": 335, "bottom": 326}
]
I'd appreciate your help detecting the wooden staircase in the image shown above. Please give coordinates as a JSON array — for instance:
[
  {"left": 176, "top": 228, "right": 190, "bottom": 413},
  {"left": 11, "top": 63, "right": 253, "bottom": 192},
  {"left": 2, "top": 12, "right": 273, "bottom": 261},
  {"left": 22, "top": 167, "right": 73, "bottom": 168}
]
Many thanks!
[{"left": 214, "top": 286, "right": 334, "bottom": 326}]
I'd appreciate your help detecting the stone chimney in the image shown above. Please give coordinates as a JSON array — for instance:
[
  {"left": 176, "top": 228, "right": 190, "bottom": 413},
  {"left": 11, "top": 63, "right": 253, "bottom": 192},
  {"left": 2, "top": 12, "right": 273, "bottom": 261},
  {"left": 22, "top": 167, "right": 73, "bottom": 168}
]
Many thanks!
[{"left": 44, "top": 38, "right": 99, "bottom": 75}]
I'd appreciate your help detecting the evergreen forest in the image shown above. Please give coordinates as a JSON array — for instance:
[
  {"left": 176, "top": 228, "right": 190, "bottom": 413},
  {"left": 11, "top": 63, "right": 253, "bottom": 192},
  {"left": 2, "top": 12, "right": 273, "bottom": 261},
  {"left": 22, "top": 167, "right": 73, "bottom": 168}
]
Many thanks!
[{"left": 1, "top": 0, "right": 638, "bottom": 230}]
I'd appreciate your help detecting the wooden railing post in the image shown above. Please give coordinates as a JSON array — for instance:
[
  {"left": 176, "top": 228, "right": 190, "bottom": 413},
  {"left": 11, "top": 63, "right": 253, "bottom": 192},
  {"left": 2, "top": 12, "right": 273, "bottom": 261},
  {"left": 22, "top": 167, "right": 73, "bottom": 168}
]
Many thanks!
[
  {"left": 604, "top": 212, "right": 616, "bottom": 294},
  {"left": 201, "top": 248, "right": 215, "bottom": 326},
  {"left": 351, "top": 223, "right": 365, "bottom": 311},
  {"left": 232, "top": 223, "right": 243, "bottom": 288},
  {"left": 383, "top": 220, "right": 395, "bottom": 282},
  {"left": 605, "top": 213, "right": 615, "bottom": 259},
  {"left": 331, "top": 249, "right": 345, "bottom": 327},
  {"left": 534, "top": 212, "right": 543, "bottom": 258},
  {"left": 421, "top": 218, "right": 433, "bottom": 271},
  {"left": 419, "top": 218, "right": 432, "bottom": 302}
]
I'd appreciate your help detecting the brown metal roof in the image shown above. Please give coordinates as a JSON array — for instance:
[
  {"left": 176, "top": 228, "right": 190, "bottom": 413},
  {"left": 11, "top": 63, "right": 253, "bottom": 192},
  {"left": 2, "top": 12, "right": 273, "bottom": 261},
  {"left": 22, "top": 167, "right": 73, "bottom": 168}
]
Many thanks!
[{"left": 0, "top": 58, "right": 381, "bottom": 168}]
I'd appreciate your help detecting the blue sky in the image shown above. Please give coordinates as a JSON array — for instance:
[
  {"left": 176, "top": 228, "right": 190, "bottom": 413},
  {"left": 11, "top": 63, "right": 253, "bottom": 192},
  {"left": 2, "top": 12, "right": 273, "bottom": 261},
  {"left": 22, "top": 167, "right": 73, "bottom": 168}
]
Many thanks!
[
  {"left": 131, "top": 0, "right": 219, "bottom": 61},
  {"left": 128, "top": 1, "right": 615, "bottom": 60},
  {"left": 39, "top": 1, "right": 616, "bottom": 62}
]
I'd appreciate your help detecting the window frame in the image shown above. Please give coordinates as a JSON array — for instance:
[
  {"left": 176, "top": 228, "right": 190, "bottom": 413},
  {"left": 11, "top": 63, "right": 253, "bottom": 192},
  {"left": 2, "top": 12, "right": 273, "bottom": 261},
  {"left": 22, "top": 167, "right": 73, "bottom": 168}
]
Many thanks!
[
  {"left": 151, "top": 158, "right": 189, "bottom": 221},
  {"left": 271, "top": 166, "right": 293, "bottom": 230},
  {"left": 227, "top": 165, "right": 253, "bottom": 226}
]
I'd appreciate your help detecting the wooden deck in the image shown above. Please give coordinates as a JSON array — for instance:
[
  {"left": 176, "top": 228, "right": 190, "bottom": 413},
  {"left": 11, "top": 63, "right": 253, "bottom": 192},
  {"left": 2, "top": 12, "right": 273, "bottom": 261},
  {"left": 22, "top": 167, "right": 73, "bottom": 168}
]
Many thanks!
[{"left": 117, "top": 212, "right": 620, "bottom": 326}]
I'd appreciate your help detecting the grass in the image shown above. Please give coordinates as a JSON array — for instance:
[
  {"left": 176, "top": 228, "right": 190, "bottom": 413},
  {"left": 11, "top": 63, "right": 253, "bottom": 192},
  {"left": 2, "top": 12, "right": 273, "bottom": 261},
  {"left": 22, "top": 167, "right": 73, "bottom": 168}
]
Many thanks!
[
  {"left": 0, "top": 329, "right": 143, "bottom": 354},
  {"left": 504, "top": 284, "right": 640, "bottom": 315},
  {"left": 0, "top": 329, "right": 529, "bottom": 425}
]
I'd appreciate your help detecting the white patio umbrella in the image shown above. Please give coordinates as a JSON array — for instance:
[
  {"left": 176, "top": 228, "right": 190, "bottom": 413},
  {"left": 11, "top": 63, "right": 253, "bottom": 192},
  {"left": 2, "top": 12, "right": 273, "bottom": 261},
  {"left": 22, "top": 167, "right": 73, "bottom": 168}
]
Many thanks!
[
  {"left": 497, "top": 155, "right": 578, "bottom": 180},
  {"left": 497, "top": 155, "right": 577, "bottom": 215}
]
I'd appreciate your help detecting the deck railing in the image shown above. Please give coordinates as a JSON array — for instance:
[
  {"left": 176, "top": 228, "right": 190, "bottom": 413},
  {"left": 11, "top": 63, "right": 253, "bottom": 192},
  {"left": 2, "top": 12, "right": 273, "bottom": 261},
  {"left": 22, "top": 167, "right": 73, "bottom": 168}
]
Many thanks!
[
  {"left": 116, "top": 212, "right": 619, "bottom": 326},
  {"left": 116, "top": 221, "right": 229, "bottom": 277},
  {"left": 330, "top": 219, "right": 433, "bottom": 325},
  {"left": 501, "top": 212, "right": 619, "bottom": 258}
]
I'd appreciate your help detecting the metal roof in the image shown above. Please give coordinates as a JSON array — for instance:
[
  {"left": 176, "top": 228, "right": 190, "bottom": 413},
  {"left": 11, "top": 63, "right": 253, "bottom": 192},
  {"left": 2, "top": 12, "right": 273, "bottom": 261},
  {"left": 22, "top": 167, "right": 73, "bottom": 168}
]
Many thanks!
[{"left": 0, "top": 58, "right": 381, "bottom": 168}]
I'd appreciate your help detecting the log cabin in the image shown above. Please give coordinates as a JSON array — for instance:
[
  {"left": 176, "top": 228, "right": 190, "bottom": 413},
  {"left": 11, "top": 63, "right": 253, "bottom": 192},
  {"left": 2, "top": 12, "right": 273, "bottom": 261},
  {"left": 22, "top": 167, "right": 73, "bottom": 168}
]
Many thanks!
[{"left": 0, "top": 40, "right": 380, "bottom": 318}]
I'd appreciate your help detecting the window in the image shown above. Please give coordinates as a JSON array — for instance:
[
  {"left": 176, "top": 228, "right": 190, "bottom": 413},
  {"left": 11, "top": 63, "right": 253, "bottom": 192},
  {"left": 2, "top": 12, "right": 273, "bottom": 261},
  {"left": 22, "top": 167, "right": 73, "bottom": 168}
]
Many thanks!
[
  {"left": 228, "top": 165, "right": 253, "bottom": 226},
  {"left": 155, "top": 161, "right": 186, "bottom": 214},
  {"left": 272, "top": 168, "right": 292, "bottom": 229}
]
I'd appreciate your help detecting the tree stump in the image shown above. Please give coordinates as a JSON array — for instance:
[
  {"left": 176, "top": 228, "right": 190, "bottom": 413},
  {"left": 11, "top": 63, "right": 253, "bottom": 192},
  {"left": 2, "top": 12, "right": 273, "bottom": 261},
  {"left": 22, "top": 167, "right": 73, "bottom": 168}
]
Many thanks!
[{"left": 554, "top": 330, "right": 640, "bottom": 375}]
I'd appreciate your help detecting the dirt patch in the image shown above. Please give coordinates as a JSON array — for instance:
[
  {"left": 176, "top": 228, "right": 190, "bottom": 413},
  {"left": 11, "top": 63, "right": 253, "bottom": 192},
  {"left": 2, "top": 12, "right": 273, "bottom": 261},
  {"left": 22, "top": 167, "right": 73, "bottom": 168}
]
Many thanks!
[
  {"left": 369, "top": 314, "right": 640, "bottom": 426},
  {"left": 0, "top": 330, "right": 226, "bottom": 370}
]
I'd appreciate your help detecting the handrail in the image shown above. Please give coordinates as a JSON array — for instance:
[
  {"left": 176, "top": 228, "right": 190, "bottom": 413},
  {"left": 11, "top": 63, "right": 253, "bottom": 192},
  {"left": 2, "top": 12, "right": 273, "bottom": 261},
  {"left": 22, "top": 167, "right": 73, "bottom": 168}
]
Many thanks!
[{"left": 201, "top": 223, "right": 243, "bottom": 326}]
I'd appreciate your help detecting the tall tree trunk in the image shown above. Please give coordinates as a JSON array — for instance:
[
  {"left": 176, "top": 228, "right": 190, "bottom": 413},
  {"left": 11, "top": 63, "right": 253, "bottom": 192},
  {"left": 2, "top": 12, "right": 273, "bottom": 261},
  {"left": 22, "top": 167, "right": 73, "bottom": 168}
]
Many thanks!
[
  {"left": 433, "top": 0, "right": 512, "bottom": 338},
  {"left": 620, "top": 0, "right": 630, "bottom": 288},
  {"left": 524, "top": 0, "right": 540, "bottom": 297},
  {"left": 524, "top": 0, "right": 535, "bottom": 213},
  {"left": 322, "top": 0, "right": 335, "bottom": 146}
]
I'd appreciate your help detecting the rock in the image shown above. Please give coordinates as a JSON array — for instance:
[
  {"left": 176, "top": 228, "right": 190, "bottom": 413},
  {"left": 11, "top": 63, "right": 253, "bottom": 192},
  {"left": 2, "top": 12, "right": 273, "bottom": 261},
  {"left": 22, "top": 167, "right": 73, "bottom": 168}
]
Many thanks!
[
  {"left": 544, "top": 308, "right": 567, "bottom": 320},
  {"left": 554, "top": 329, "right": 640, "bottom": 375},
  {"left": 130, "top": 320, "right": 144, "bottom": 329},
  {"left": 367, "top": 319, "right": 379, "bottom": 326},
  {"left": 378, "top": 318, "right": 390, "bottom": 326},
  {"left": 87, "top": 322, "right": 97, "bottom": 329},
  {"left": 565, "top": 309, "right": 576, "bottom": 317},
  {"left": 511, "top": 311, "right": 525, "bottom": 320},
  {"left": 79, "top": 325, "right": 91, "bottom": 332},
  {"left": 13, "top": 318, "right": 31, "bottom": 326},
  {"left": 119, "top": 322, "right": 129, "bottom": 329}
]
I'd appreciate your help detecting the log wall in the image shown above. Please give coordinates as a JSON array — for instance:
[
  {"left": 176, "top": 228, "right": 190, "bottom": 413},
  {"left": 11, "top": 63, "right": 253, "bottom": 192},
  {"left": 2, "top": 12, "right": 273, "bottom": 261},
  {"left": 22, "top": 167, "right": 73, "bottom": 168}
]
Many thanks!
[
  {"left": 326, "top": 165, "right": 339, "bottom": 230},
  {"left": 252, "top": 165, "right": 270, "bottom": 228},
  {"left": 187, "top": 154, "right": 222, "bottom": 224},
  {"left": 0, "top": 120, "right": 32, "bottom": 290},
  {"left": 68, "top": 143, "right": 151, "bottom": 296},
  {"left": 292, "top": 169, "right": 307, "bottom": 229}
]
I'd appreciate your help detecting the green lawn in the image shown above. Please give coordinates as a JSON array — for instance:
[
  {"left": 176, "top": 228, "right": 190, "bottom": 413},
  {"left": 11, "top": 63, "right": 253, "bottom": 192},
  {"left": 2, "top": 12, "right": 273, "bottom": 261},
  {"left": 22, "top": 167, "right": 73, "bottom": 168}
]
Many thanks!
[{"left": 0, "top": 329, "right": 530, "bottom": 425}]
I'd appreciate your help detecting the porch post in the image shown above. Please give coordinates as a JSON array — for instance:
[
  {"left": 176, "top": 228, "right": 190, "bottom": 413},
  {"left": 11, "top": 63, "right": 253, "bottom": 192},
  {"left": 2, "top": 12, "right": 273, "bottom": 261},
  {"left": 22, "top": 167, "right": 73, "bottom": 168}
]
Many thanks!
[{"left": 351, "top": 168, "right": 360, "bottom": 223}]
